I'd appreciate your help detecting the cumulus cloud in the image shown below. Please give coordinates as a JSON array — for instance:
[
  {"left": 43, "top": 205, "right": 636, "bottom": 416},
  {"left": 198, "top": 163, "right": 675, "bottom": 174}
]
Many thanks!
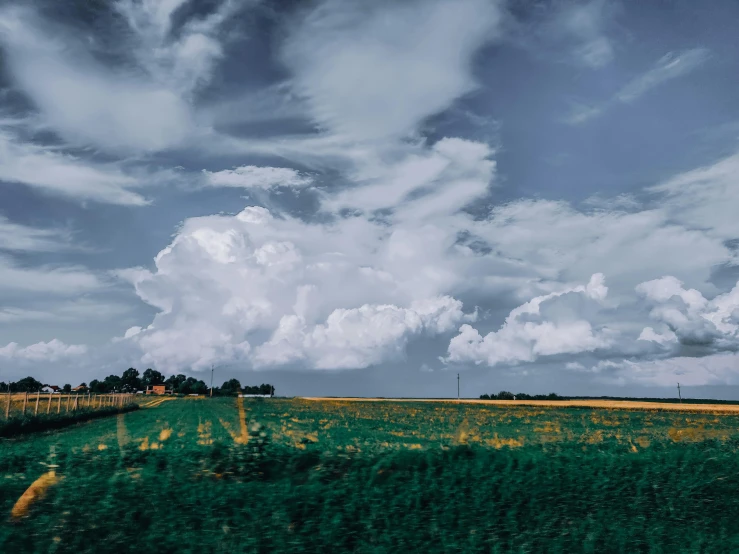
[
  {"left": 116, "top": 205, "right": 478, "bottom": 373},
  {"left": 446, "top": 274, "right": 614, "bottom": 367},
  {"left": 636, "top": 276, "right": 739, "bottom": 350},
  {"left": 0, "top": 339, "right": 87, "bottom": 362},
  {"left": 254, "top": 296, "right": 471, "bottom": 369},
  {"left": 203, "top": 166, "right": 312, "bottom": 189}
]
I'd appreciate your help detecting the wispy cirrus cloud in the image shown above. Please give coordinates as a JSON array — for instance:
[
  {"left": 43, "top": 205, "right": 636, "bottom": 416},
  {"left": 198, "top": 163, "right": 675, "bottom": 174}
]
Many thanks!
[
  {"left": 203, "top": 166, "right": 312, "bottom": 190},
  {"left": 566, "top": 48, "right": 711, "bottom": 124},
  {"left": 0, "top": 129, "right": 148, "bottom": 205}
]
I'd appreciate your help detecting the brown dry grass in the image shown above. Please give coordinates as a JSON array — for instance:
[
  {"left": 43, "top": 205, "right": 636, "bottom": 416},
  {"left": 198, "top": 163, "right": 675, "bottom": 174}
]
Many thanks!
[
  {"left": 301, "top": 397, "right": 739, "bottom": 413},
  {"left": 10, "top": 471, "right": 60, "bottom": 520}
]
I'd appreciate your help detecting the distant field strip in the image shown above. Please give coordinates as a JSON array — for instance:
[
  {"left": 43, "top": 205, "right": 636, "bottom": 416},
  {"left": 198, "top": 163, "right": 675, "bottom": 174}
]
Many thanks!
[{"left": 300, "top": 397, "right": 739, "bottom": 413}]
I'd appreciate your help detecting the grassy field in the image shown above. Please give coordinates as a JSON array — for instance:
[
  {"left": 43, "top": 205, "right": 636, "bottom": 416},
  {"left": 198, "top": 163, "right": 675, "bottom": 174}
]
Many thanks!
[{"left": 2, "top": 397, "right": 739, "bottom": 553}]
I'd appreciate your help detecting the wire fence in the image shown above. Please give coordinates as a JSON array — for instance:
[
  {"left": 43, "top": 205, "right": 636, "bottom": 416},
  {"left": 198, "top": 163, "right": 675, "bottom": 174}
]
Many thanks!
[{"left": 2, "top": 392, "right": 137, "bottom": 421}]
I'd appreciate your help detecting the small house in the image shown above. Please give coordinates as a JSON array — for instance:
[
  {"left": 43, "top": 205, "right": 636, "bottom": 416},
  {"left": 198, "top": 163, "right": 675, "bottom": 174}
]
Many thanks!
[
  {"left": 41, "top": 385, "right": 60, "bottom": 394},
  {"left": 146, "top": 385, "right": 170, "bottom": 395}
]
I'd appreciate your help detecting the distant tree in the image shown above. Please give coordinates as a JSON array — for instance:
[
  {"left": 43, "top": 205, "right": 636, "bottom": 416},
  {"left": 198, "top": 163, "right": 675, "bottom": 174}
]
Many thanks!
[
  {"left": 121, "top": 368, "right": 142, "bottom": 392},
  {"left": 142, "top": 368, "right": 164, "bottom": 389},
  {"left": 165, "top": 374, "right": 187, "bottom": 392},
  {"left": 89, "top": 379, "right": 105, "bottom": 393},
  {"left": 13, "top": 376, "right": 44, "bottom": 392},
  {"left": 191, "top": 379, "right": 208, "bottom": 395},
  {"left": 220, "top": 379, "right": 241, "bottom": 396},
  {"left": 63, "top": 384, "right": 72, "bottom": 393},
  {"left": 102, "top": 375, "right": 122, "bottom": 393},
  {"left": 479, "top": 394, "right": 490, "bottom": 400},
  {"left": 497, "top": 391, "right": 515, "bottom": 400}
]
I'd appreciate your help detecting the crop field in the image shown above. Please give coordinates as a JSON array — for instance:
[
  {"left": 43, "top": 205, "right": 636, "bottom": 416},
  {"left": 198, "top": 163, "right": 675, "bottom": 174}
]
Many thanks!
[{"left": 2, "top": 397, "right": 739, "bottom": 553}]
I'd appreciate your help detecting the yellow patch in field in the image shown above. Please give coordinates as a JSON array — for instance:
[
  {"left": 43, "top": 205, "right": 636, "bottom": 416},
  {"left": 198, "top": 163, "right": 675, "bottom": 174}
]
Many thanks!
[
  {"left": 116, "top": 414, "right": 131, "bottom": 450},
  {"left": 139, "top": 437, "right": 150, "bottom": 451},
  {"left": 11, "top": 471, "right": 60, "bottom": 520},
  {"left": 636, "top": 436, "right": 651, "bottom": 448},
  {"left": 97, "top": 444, "right": 108, "bottom": 451},
  {"left": 197, "top": 420, "right": 214, "bottom": 446},
  {"left": 159, "top": 428, "right": 172, "bottom": 442},
  {"left": 484, "top": 434, "right": 524, "bottom": 449}
]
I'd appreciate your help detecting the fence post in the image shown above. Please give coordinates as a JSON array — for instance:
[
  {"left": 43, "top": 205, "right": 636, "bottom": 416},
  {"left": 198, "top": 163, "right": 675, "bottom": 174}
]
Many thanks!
[
  {"left": 23, "top": 391, "right": 28, "bottom": 415},
  {"left": 47, "top": 392, "right": 52, "bottom": 414},
  {"left": 57, "top": 394, "right": 61, "bottom": 414},
  {"left": 66, "top": 394, "right": 70, "bottom": 413},
  {"left": 73, "top": 394, "right": 79, "bottom": 411},
  {"left": 5, "top": 390, "right": 10, "bottom": 420},
  {"left": 34, "top": 391, "right": 40, "bottom": 415}
]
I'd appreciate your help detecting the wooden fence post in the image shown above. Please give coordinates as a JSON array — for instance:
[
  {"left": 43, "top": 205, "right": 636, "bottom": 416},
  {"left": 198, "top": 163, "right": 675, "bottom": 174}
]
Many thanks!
[
  {"left": 66, "top": 394, "right": 71, "bottom": 413},
  {"left": 47, "top": 392, "right": 52, "bottom": 414},
  {"left": 5, "top": 390, "right": 10, "bottom": 420},
  {"left": 57, "top": 394, "right": 61, "bottom": 414},
  {"left": 23, "top": 392, "right": 28, "bottom": 415},
  {"left": 73, "top": 394, "right": 79, "bottom": 411},
  {"left": 34, "top": 391, "right": 40, "bottom": 416}
]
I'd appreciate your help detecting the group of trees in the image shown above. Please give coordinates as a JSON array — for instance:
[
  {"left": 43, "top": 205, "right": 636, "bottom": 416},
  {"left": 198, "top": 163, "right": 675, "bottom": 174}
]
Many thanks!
[
  {"left": 480, "top": 391, "right": 561, "bottom": 400},
  {"left": 2, "top": 368, "right": 274, "bottom": 397}
]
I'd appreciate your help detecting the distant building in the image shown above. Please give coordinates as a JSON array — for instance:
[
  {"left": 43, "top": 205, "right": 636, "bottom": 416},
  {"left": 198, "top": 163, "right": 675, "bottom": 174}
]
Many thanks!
[
  {"left": 239, "top": 394, "right": 273, "bottom": 398},
  {"left": 41, "top": 385, "right": 60, "bottom": 394},
  {"left": 145, "top": 385, "right": 171, "bottom": 395}
]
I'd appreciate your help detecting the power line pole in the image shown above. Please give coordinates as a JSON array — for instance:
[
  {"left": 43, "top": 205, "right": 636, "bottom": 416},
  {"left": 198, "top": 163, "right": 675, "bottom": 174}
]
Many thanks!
[
  {"left": 210, "top": 364, "right": 214, "bottom": 398},
  {"left": 457, "top": 373, "right": 460, "bottom": 401},
  {"left": 677, "top": 382, "right": 682, "bottom": 403}
]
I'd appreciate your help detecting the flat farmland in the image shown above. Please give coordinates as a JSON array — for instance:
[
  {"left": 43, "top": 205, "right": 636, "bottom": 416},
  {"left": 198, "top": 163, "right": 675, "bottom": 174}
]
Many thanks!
[{"left": 2, "top": 397, "right": 739, "bottom": 553}]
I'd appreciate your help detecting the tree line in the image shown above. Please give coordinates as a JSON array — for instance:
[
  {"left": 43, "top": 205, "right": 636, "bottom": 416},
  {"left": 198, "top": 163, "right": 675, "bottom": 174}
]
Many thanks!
[
  {"left": 1, "top": 368, "right": 274, "bottom": 397},
  {"left": 479, "top": 391, "right": 561, "bottom": 400}
]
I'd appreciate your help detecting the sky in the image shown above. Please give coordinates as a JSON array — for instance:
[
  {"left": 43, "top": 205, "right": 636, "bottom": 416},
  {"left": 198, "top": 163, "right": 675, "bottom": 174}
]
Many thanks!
[{"left": 1, "top": 0, "right": 739, "bottom": 398}]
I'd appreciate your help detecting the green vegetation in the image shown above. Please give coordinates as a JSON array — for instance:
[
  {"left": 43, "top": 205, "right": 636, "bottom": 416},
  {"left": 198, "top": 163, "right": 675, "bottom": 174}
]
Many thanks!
[
  {"left": 0, "top": 404, "right": 138, "bottom": 438},
  {"left": 1, "top": 398, "right": 739, "bottom": 552}
]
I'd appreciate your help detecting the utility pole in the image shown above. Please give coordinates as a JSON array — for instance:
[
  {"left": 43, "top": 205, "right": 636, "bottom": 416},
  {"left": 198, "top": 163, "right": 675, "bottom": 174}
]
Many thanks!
[
  {"left": 677, "top": 382, "right": 682, "bottom": 403},
  {"left": 210, "top": 364, "right": 215, "bottom": 398},
  {"left": 457, "top": 373, "right": 460, "bottom": 401}
]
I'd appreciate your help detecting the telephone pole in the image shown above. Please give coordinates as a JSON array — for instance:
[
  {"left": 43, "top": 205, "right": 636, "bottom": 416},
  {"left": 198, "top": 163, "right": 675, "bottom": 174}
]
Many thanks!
[
  {"left": 210, "top": 364, "right": 215, "bottom": 398},
  {"left": 677, "top": 382, "right": 682, "bottom": 403},
  {"left": 457, "top": 373, "right": 460, "bottom": 401}
]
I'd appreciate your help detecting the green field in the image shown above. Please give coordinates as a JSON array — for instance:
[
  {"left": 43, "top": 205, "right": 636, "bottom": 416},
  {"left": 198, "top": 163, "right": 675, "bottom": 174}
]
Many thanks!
[{"left": 2, "top": 397, "right": 739, "bottom": 553}]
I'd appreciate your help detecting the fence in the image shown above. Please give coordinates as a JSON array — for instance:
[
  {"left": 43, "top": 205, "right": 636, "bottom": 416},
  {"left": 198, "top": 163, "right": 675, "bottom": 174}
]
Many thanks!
[{"left": 2, "top": 392, "right": 137, "bottom": 421}]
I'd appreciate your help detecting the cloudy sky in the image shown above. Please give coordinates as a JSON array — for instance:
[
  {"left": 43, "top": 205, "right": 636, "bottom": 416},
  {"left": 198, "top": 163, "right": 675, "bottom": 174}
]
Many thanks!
[{"left": 1, "top": 0, "right": 738, "bottom": 398}]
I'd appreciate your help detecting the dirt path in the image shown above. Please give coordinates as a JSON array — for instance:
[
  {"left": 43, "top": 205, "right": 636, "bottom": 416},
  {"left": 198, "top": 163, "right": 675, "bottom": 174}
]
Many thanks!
[{"left": 300, "top": 397, "right": 739, "bottom": 413}]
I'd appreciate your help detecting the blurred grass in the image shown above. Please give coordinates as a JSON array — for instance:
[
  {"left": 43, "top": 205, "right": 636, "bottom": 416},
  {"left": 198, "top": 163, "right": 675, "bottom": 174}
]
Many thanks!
[{"left": 1, "top": 397, "right": 739, "bottom": 553}]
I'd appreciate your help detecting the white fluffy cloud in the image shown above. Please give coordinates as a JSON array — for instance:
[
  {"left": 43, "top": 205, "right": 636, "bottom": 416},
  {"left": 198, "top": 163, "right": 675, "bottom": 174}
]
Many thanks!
[
  {"left": 636, "top": 276, "right": 739, "bottom": 350},
  {"left": 0, "top": 339, "right": 87, "bottom": 362},
  {"left": 203, "top": 166, "right": 312, "bottom": 189},
  {"left": 255, "top": 296, "right": 472, "bottom": 369},
  {"left": 446, "top": 274, "right": 614, "bottom": 367},
  {"left": 117, "top": 205, "right": 479, "bottom": 372}
]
